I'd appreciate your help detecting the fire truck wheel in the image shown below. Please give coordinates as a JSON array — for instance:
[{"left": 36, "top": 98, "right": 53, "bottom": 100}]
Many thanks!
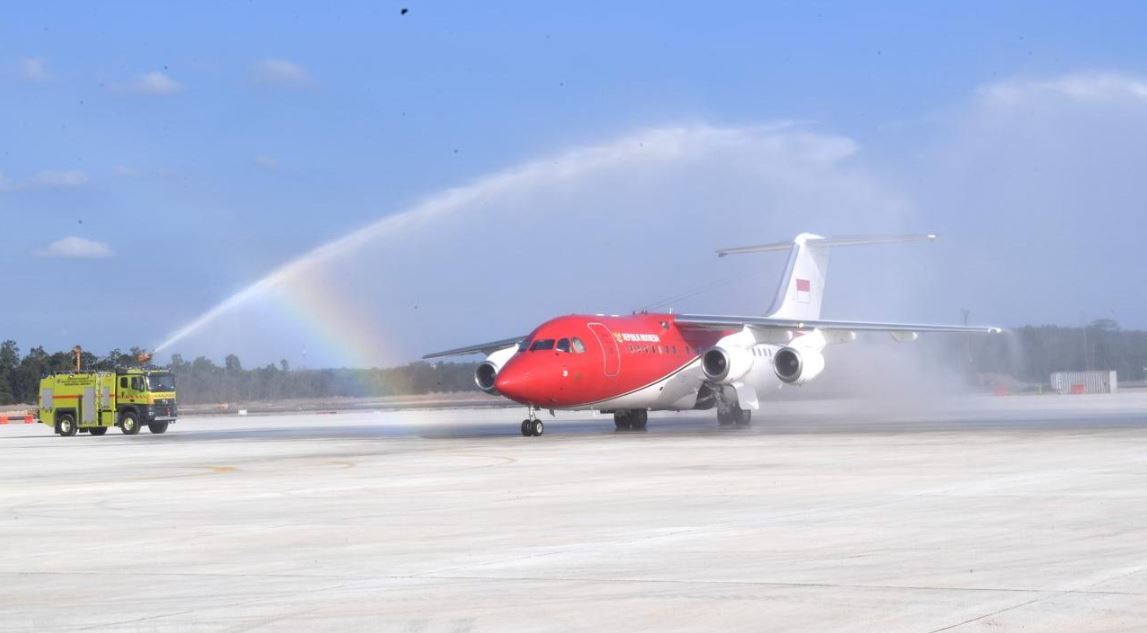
[
  {"left": 148, "top": 422, "right": 169, "bottom": 434},
  {"left": 120, "top": 412, "right": 141, "bottom": 435},
  {"left": 57, "top": 414, "right": 78, "bottom": 437},
  {"left": 89, "top": 427, "right": 108, "bottom": 436}
]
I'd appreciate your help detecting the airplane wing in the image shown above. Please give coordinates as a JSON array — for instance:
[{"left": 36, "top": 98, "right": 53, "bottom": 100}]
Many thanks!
[
  {"left": 675, "top": 314, "right": 1001, "bottom": 335},
  {"left": 422, "top": 335, "right": 526, "bottom": 359}
]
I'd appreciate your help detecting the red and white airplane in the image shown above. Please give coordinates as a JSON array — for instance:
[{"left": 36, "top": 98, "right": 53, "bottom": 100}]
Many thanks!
[{"left": 425, "top": 233, "right": 1000, "bottom": 436}]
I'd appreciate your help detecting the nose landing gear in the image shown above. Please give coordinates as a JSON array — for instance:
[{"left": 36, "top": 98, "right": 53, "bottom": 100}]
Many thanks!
[{"left": 520, "top": 407, "right": 545, "bottom": 437}]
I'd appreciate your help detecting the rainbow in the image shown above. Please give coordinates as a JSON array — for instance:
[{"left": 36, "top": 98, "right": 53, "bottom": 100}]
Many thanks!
[{"left": 268, "top": 270, "right": 396, "bottom": 369}]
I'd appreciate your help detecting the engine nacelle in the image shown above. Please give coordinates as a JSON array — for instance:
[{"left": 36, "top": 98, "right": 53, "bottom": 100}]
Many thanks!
[
  {"left": 701, "top": 346, "right": 755, "bottom": 384},
  {"left": 773, "top": 347, "right": 826, "bottom": 385},
  {"left": 473, "top": 345, "right": 518, "bottom": 395}
]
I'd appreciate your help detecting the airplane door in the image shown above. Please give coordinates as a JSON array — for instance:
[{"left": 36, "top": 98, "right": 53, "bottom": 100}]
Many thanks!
[{"left": 587, "top": 323, "right": 620, "bottom": 377}]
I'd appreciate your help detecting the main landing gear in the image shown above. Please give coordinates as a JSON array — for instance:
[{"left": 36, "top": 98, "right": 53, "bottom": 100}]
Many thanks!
[
  {"left": 613, "top": 409, "right": 648, "bottom": 432},
  {"left": 520, "top": 407, "right": 544, "bottom": 437},
  {"left": 717, "top": 404, "right": 752, "bottom": 429}
]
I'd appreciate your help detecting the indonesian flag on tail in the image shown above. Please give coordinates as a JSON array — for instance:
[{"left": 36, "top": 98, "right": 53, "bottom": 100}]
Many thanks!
[{"left": 795, "top": 278, "right": 811, "bottom": 303}]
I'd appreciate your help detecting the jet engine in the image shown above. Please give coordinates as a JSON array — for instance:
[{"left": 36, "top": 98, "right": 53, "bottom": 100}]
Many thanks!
[
  {"left": 473, "top": 345, "right": 519, "bottom": 395},
  {"left": 773, "top": 347, "right": 826, "bottom": 385},
  {"left": 701, "top": 346, "right": 754, "bottom": 384}
]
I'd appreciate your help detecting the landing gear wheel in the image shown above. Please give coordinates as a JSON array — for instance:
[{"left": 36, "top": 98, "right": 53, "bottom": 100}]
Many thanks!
[
  {"left": 89, "top": 427, "right": 108, "bottom": 436},
  {"left": 521, "top": 420, "right": 532, "bottom": 437},
  {"left": 631, "top": 410, "right": 648, "bottom": 431},
  {"left": 120, "top": 412, "right": 140, "bottom": 435},
  {"left": 734, "top": 409, "right": 752, "bottom": 428},
  {"left": 57, "top": 414, "right": 77, "bottom": 437},
  {"left": 717, "top": 409, "right": 733, "bottom": 427},
  {"left": 531, "top": 419, "right": 545, "bottom": 436},
  {"left": 148, "top": 421, "right": 169, "bottom": 434},
  {"left": 613, "top": 411, "right": 631, "bottom": 431}
]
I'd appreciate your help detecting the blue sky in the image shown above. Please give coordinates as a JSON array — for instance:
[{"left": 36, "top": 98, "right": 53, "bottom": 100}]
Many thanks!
[{"left": 4, "top": 2, "right": 1147, "bottom": 367}]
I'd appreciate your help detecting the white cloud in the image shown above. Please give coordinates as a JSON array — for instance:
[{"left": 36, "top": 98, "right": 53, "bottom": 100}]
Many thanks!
[
  {"left": 252, "top": 59, "right": 314, "bottom": 89},
  {"left": 977, "top": 72, "right": 1147, "bottom": 106},
  {"left": 254, "top": 155, "right": 280, "bottom": 170},
  {"left": 121, "top": 71, "right": 183, "bottom": 95},
  {"left": 26, "top": 170, "right": 88, "bottom": 188},
  {"left": 0, "top": 170, "right": 88, "bottom": 192},
  {"left": 18, "top": 58, "right": 50, "bottom": 82},
  {"left": 37, "top": 237, "right": 114, "bottom": 259},
  {"left": 906, "top": 69, "right": 1147, "bottom": 330}
]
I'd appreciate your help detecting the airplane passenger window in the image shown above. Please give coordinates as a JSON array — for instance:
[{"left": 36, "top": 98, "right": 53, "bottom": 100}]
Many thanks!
[
  {"left": 571, "top": 337, "right": 586, "bottom": 353},
  {"left": 530, "top": 339, "right": 555, "bottom": 351},
  {"left": 557, "top": 338, "right": 570, "bottom": 352}
]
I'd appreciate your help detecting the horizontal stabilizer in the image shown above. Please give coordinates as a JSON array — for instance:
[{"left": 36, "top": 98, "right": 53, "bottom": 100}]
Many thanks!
[{"left": 716, "top": 233, "right": 936, "bottom": 257}]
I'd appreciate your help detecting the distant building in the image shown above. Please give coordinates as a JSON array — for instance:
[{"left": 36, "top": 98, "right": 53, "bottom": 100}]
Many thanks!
[{"left": 1050, "top": 370, "right": 1118, "bottom": 394}]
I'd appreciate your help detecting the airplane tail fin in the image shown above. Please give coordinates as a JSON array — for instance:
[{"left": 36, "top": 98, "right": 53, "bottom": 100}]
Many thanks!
[{"left": 716, "top": 233, "right": 937, "bottom": 321}]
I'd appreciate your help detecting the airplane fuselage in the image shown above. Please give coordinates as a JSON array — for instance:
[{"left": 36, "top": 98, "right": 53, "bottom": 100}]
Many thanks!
[{"left": 494, "top": 313, "right": 777, "bottom": 411}]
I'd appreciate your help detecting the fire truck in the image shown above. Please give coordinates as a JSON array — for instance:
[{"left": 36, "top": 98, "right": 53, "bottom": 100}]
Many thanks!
[{"left": 37, "top": 368, "right": 178, "bottom": 437}]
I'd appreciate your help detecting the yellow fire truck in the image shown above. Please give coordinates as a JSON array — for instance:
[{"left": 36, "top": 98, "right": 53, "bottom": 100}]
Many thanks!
[{"left": 37, "top": 369, "right": 178, "bottom": 436}]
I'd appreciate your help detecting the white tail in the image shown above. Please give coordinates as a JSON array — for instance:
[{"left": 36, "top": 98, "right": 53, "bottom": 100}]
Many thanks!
[{"left": 716, "top": 233, "right": 937, "bottom": 321}]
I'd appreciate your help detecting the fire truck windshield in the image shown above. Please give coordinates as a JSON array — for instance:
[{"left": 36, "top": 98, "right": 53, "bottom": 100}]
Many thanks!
[{"left": 147, "top": 373, "right": 176, "bottom": 392}]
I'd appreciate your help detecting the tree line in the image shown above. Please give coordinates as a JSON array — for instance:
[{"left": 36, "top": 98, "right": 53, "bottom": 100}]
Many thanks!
[
  {"left": 0, "top": 342, "right": 478, "bottom": 405},
  {"left": 961, "top": 321, "right": 1147, "bottom": 383},
  {"left": 1, "top": 320, "right": 1145, "bottom": 405}
]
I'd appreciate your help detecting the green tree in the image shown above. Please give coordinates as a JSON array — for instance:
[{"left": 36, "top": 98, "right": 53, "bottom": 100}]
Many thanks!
[
  {"left": 225, "top": 354, "right": 242, "bottom": 372},
  {"left": 0, "top": 340, "right": 19, "bottom": 404}
]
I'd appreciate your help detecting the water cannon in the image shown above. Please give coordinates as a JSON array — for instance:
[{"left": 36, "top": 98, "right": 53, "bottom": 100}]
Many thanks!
[
  {"left": 137, "top": 351, "right": 153, "bottom": 365},
  {"left": 73, "top": 345, "right": 83, "bottom": 371}
]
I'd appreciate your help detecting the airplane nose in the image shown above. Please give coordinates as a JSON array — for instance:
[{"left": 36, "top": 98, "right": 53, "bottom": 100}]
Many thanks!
[{"left": 494, "top": 364, "right": 529, "bottom": 402}]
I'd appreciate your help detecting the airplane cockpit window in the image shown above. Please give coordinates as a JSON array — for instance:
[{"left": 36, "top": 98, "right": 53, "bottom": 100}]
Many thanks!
[
  {"left": 556, "top": 338, "right": 570, "bottom": 352},
  {"left": 571, "top": 337, "right": 586, "bottom": 353},
  {"left": 517, "top": 339, "right": 529, "bottom": 352},
  {"left": 529, "top": 339, "right": 555, "bottom": 351}
]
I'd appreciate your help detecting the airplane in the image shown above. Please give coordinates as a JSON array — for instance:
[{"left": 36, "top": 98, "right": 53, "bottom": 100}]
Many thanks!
[{"left": 424, "top": 233, "right": 1001, "bottom": 437}]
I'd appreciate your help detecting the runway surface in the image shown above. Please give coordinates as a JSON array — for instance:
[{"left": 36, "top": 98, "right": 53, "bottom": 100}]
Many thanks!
[{"left": 2, "top": 394, "right": 1147, "bottom": 632}]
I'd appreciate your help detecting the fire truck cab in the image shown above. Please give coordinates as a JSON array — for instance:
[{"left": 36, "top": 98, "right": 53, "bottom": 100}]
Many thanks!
[{"left": 37, "top": 369, "right": 179, "bottom": 437}]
